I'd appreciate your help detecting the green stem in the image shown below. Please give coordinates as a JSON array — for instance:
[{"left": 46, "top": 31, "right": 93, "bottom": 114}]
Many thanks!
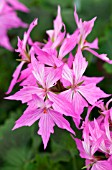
[{"left": 72, "top": 156, "right": 78, "bottom": 170}]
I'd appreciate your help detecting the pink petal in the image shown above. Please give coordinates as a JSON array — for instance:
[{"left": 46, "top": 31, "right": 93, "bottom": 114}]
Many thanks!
[
  {"left": 67, "top": 53, "right": 74, "bottom": 68},
  {"left": 27, "top": 94, "right": 45, "bottom": 110},
  {"left": 34, "top": 46, "right": 55, "bottom": 66},
  {"left": 0, "top": 31, "right": 13, "bottom": 51},
  {"left": 12, "top": 108, "right": 42, "bottom": 130},
  {"left": 89, "top": 119, "right": 103, "bottom": 141},
  {"left": 48, "top": 92, "right": 75, "bottom": 117},
  {"left": 6, "top": 61, "right": 25, "bottom": 94},
  {"left": 31, "top": 54, "right": 45, "bottom": 87},
  {"left": 74, "top": 138, "right": 87, "bottom": 158},
  {"left": 54, "top": 5, "right": 63, "bottom": 39},
  {"left": 20, "top": 74, "right": 37, "bottom": 86},
  {"left": 38, "top": 114, "right": 55, "bottom": 149},
  {"left": 60, "top": 89, "right": 73, "bottom": 101},
  {"left": 82, "top": 140, "right": 91, "bottom": 158},
  {"left": 7, "top": 0, "right": 29, "bottom": 13},
  {"left": 73, "top": 47, "right": 88, "bottom": 83},
  {"left": 49, "top": 110, "right": 75, "bottom": 135},
  {"left": 45, "top": 66, "right": 62, "bottom": 88},
  {"left": 91, "top": 136, "right": 103, "bottom": 156},
  {"left": 78, "top": 84, "right": 110, "bottom": 105},
  {"left": 72, "top": 92, "right": 88, "bottom": 127},
  {"left": 52, "top": 32, "right": 65, "bottom": 49},
  {"left": 16, "top": 19, "right": 38, "bottom": 56},
  {"left": 62, "top": 64, "right": 73, "bottom": 85},
  {"left": 82, "top": 76, "right": 104, "bottom": 85},
  {"left": 74, "top": 5, "right": 79, "bottom": 27},
  {"left": 82, "top": 124, "right": 91, "bottom": 157},
  {"left": 82, "top": 17, "right": 96, "bottom": 39},
  {"left": 74, "top": 6, "right": 96, "bottom": 44},
  {"left": 46, "top": 30, "right": 54, "bottom": 40},
  {"left": 106, "top": 98, "right": 112, "bottom": 110},
  {"left": 60, "top": 90, "right": 88, "bottom": 127},
  {"left": 17, "top": 64, "right": 33, "bottom": 84},
  {"left": 92, "top": 161, "right": 111, "bottom": 170},
  {"left": 36, "top": 47, "right": 62, "bottom": 67},
  {"left": 0, "top": 9, "right": 27, "bottom": 29},
  {"left": 84, "top": 38, "right": 99, "bottom": 49},
  {"left": 58, "top": 30, "right": 79, "bottom": 59},
  {"left": 85, "top": 48, "right": 112, "bottom": 64},
  {"left": 104, "top": 114, "right": 112, "bottom": 142},
  {"left": 23, "top": 18, "right": 38, "bottom": 49},
  {"left": 5, "top": 86, "right": 45, "bottom": 103}
]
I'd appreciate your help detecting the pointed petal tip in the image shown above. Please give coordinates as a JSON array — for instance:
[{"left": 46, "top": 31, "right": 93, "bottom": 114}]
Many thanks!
[
  {"left": 93, "top": 16, "right": 97, "bottom": 21},
  {"left": 70, "top": 129, "right": 76, "bottom": 136},
  {"left": 4, "top": 95, "right": 12, "bottom": 99},
  {"left": 33, "top": 18, "right": 38, "bottom": 26},
  {"left": 57, "top": 5, "right": 61, "bottom": 11},
  {"left": 12, "top": 127, "right": 16, "bottom": 131},
  {"left": 12, "top": 124, "right": 19, "bottom": 131},
  {"left": 44, "top": 143, "right": 47, "bottom": 150}
]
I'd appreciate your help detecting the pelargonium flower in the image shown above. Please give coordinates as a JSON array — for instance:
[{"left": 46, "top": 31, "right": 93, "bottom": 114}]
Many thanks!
[
  {"left": 12, "top": 94, "right": 75, "bottom": 149},
  {"left": 74, "top": 6, "right": 112, "bottom": 64},
  {"left": 5, "top": 54, "right": 76, "bottom": 148},
  {"left": 0, "top": 0, "right": 29, "bottom": 51},
  {"left": 74, "top": 98, "right": 112, "bottom": 169},
  {"left": 74, "top": 118, "right": 112, "bottom": 170},
  {"left": 6, "top": 53, "right": 75, "bottom": 118},
  {"left": 5, "top": 5, "right": 111, "bottom": 152},
  {"left": 5, "top": 0, "right": 29, "bottom": 12},
  {"left": 6, "top": 19, "right": 38, "bottom": 94},
  {"left": 95, "top": 99, "right": 112, "bottom": 146},
  {"left": 60, "top": 47, "right": 109, "bottom": 127},
  {"left": 46, "top": 5, "right": 65, "bottom": 49}
]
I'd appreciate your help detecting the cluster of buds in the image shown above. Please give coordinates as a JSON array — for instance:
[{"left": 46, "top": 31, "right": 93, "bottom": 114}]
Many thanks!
[
  {"left": 5, "top": 5, "right": 112, "bottom": 169},
  {"left": 0, "top": 0, "right": 29, "bottom": 50}
]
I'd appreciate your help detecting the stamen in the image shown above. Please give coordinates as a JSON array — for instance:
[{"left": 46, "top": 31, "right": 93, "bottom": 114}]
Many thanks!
[{"left": 43, "top": 108, "right": 47, "bottom": 114}]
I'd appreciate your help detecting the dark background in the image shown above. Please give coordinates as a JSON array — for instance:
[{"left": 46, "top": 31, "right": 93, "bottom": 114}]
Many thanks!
[{"left": 0, "top": 0, "right": 112, "bottom": 169}]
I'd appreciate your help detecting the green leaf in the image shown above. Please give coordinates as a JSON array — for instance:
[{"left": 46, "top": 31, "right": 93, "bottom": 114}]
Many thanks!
[
  {"left": 4, "top": 148, "right": 29, "bottom": 167},
  {"left": 51, "top": 128, "right": 78, "bottom": 157},
  {"left": 50, "top": 150, "right": 71, "bottom": 163},
  {"left": 0, "top": 110, "right": 32, "bottom": 158},
  {"left": 103, "top": 63, "right": 112, "bottom": 74},
  {"left": 1, "top": 147, "right": 33, "bottom": 170},
  {"left": 24, "top": 162, "right": 37, "bottom": 170}
]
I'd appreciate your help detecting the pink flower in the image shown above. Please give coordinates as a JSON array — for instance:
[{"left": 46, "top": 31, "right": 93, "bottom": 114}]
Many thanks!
[
  {"left": 5, "top": 54, "right": 61, "bottom": 102},
  {"left": 0, "top": 0, "right": 29, "bottom": 50},
  {"left": 74, "top": 119, "right": 111, "bottom": 170},
  {"left": 74, "top": 6, "right": 112, "bottom": 64},
  {"left": 60, "top": 47, "right": 109, "bottom": 127},
  {"left": 5, "top": 5, "right": 111, "bottom": 152},
  {"left": 74, "top": 98, "right": 112, "bottom": 169},
  {"left": 6, "top": 19, "right": 38, "bottom": 94},
  {"left": 74, "top": 129, "right": 103, "bottom": 164},
  {"left": 34, "top": 46, "right": 63, "bottom": 69},
  {"left": 16, "top": 19, "right": 38, "bottom": 62},
  {"left": 96, "top": 99, "right": 112, "bottom": 144},
  {"left": 6, "top": 0, "right": 29, "bottom": 12},
  {"left": 91, "top": 160, "right": 112, "bottom": 170},
  {"left": 46, "top": 6, "right": 65, "bottom": 49},
  {"left": 74, "top": 6, "right": 96, "bottom": 49},
  {"left": 58, "top": 30, "right": 79, "bottom": 60},
  {"left": 12, "top": 95, "right": 75, "bottom": 149}
]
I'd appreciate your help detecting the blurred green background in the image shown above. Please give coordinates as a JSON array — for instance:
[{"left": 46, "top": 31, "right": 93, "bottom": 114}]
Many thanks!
[{"left": 0, "top": 0, "right": 112, "bottom": 169}]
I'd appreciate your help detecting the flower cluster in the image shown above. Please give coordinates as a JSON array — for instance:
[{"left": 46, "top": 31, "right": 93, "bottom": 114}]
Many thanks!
[
  {"left": 74, "top": 99, "right": 112, "bottom": 170},
  {"left": 0, "top": 0, "right": 29, "bottom": 50},
  {"left": 5, "top": 5, "right": 112, "bottom": 167}
]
